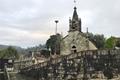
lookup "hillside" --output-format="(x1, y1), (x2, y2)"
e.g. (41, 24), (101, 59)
(0, 45), (26, 54)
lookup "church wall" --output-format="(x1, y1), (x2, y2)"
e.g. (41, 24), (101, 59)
(60, 31), (97, 55)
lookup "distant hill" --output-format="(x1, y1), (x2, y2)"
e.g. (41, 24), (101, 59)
(0, 45), (8, 50)
(0, 44), (46, 55)
(0, 45), (26, 54)
(26, 44), (46, 51)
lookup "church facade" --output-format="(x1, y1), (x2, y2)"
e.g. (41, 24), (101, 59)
(60, 7), (97, 55)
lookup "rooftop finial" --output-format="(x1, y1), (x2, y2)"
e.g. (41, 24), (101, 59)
(87, 27), (88, 33)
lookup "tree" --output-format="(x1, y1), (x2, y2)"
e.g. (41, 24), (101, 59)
(116, 41), (120, 47)
(92, 34), (105, 49)
(104, 36), (120, 49)
(0, 46), (19, 59)
(85, 33), (106, 49)
(46, 34), (61, 55)
(104, 37), (116, 49)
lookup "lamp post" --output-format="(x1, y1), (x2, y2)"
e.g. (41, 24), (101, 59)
(55, 20), (59, 34)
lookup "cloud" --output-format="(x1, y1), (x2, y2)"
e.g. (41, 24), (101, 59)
(0, 0), (120, 47)
(0, 27), (49, 48)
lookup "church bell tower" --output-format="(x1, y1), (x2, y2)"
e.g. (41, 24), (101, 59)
(69, 7), (82, 32)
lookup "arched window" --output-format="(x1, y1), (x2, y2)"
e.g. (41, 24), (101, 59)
(72, 45), (77, 53)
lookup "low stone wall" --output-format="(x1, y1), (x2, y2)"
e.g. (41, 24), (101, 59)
(20, 49), (120, 80)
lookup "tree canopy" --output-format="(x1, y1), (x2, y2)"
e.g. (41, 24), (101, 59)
(105, 36), (120, 49)
(0, 46), (19, 59)
(85, 33), (106, 49)
(46, 34), (61, 55)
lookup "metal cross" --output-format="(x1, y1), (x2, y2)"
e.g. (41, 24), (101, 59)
(74, 0), (76, 4)
(74, 0), (77, 6)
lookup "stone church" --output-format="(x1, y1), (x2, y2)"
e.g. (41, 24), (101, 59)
(60, 7), (97, 55)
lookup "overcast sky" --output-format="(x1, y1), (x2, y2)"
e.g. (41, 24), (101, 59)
(0, 0), (120, 48)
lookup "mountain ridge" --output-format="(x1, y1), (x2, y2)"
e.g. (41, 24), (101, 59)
(0, 44), (25, 54)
